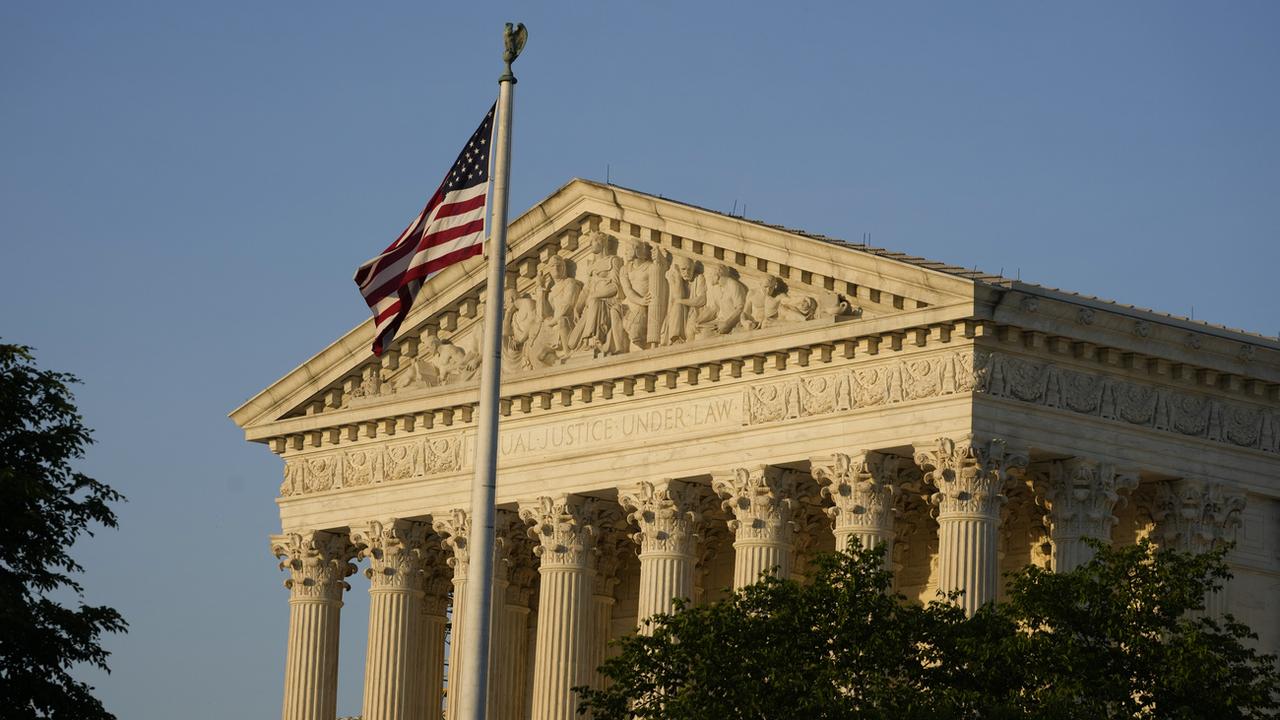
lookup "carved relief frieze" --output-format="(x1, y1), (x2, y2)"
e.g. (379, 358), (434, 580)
(973, 351), (1280, 455)
(742, 350), (978, 425)
(280, 432), (463, 498)
(328, 228), (859, 409)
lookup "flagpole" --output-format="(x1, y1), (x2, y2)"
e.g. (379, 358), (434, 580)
(456, 22), (525, 720)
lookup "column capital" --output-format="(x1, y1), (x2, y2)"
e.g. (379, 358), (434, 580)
(1150, 478), (1246, 553)
(810, 451), (902, 539)
(1031, 459), (1138, 542)
(518, 495), (611, 569)
(420, 544), (452, 616)
(432, 508), (472, 578)
(270, 529), (357, 602)
(618, 479), (702, 556)
(350, 519), (431, 591)
(496, 509), (539, 607)
(711, 465), (800, 542)
(913, 436), (1028, 517)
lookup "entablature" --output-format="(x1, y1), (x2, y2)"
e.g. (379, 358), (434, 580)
(258, 307), (984, 449)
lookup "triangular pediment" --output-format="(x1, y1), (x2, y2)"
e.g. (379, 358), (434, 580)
(230, 179), (982, 435)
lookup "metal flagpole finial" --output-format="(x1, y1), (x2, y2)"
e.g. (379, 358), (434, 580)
(501, 22), (527, 83)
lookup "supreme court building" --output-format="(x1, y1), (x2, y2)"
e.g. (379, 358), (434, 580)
(231, 179), (1280, 720)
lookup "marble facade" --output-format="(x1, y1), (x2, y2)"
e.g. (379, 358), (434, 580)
(234, 179), (1280, 720)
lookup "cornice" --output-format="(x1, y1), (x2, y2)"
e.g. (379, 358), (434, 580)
(991, 286), (1280, 383)
(248, 304), (979, 445)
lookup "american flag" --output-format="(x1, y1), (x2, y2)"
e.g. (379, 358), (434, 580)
(354, 104), (495, 356)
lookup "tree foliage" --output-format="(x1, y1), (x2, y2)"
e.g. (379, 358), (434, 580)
(0, 343), (126, 719)
(579, 541), (1280, 720)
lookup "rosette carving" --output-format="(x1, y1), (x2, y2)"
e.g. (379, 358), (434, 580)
(270, 530), (358, 602)
(914, 437), (1028, 518)
(350, 519), (431, 591)
(711, 466), (799, 543)
(618, 480), (702, 556)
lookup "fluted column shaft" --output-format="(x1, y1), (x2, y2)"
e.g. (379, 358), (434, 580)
(271, 531), (356, 720)
(353, 520), (431, 720)
(713, 466), (798, 588)
(490, 603), (531, 720)
(420, 559), (451, 720)
(637, 553), (693, 619)
(520, 496), (608, 720)
(421, 612), (447, 719)
(915, 437), (1027, 615)
(432, 509), (471, 720)
(935, 513), (999, 610)
(492, 511), (537, 720)
(585, 593), (615, 691)
(620, 480), (701, 628)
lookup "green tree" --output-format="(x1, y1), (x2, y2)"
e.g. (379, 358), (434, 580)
(0, 343), (126, 719)
(578, 540), (1280, 720)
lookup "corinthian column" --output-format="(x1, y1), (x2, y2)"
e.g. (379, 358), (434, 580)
(1031, 459), (1137, 572)
(585, 520), (627, 692)
(419, 549), (451, 720)
(519, 495), (607, 720)
(431, 509), (473, 720)
(270, 530), (357, 720)
(1150, 478), (1246, 616)
(351, 519), (430, 720)
(811, 451), (900, 560)
(712, 466), (799, 587)
(619, 479), (701, 627)
(914, 437), (1027, 615)
(490, 511), (537, 720)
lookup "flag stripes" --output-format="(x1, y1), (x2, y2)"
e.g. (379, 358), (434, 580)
(354, 104), (495, 356)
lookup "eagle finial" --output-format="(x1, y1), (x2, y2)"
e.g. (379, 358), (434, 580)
(503, 22), (528, 69)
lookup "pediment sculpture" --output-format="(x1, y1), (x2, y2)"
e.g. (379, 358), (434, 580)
(357, 230), (858, 400)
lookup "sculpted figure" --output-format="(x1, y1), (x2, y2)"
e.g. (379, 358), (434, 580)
(398, 335), (478, 388)
(568, 232), (627, 355)
(661, 254), (705, 344)
(693, 263), (747, 338)
(780, 293), (818, 322)
(502, 287), (543, 370)
(533, 255), (582, 363)
(743, 275), (785, 330)
(618, 240), (669, 350)
(744, 274), (823, 330)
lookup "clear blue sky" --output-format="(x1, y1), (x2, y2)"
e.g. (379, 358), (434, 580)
(2, 2), (1277, 718)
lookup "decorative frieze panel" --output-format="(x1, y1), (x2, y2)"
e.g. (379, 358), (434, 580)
(974, 352), (1280, 455)
(280, 433), (463, 497)
(742, 351), (977, 425)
